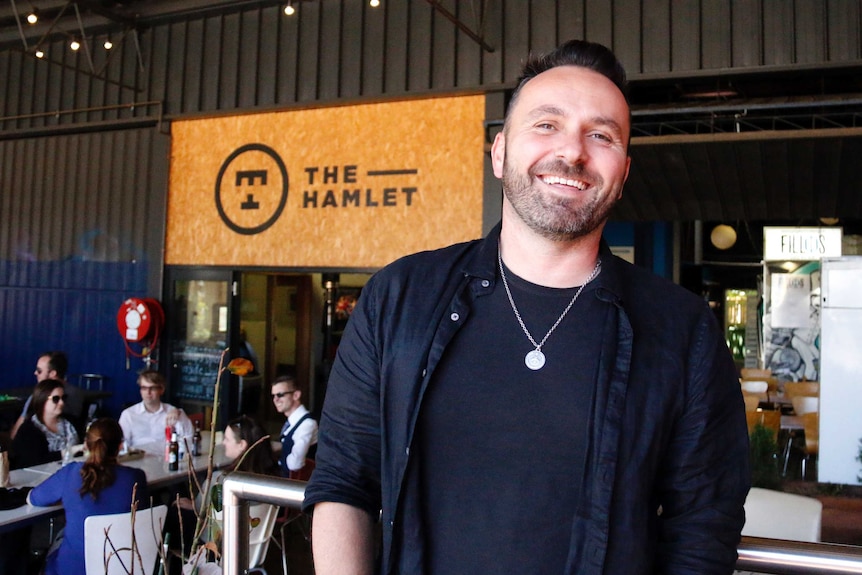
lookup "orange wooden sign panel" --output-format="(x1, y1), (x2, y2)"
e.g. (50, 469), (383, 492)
(166, 95), (486, 268)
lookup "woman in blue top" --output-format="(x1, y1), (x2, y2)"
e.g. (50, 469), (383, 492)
(27, 418), (149, 575)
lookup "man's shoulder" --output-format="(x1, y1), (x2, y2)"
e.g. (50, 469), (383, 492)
(367, 235), (489, 295)
(296, 405), (317, 426)
(119, 402), (144, 417)
(606, 254), (703, 309)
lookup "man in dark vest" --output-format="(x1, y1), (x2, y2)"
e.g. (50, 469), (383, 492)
(271, 374), (317, 479)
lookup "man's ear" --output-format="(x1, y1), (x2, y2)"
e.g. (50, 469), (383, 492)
(491, 131), (506, 179)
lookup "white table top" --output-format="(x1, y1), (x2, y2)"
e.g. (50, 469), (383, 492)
(0, 433), (231, 534)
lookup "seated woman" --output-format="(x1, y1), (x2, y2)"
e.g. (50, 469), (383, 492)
(167, 415), (278, 563)
(11, 379), (79, 469)
(27, 418), (150, 575)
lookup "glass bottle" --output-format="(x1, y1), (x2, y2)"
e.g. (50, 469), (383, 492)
(192, 420), (202, 456)
(168, 431), (179, 471)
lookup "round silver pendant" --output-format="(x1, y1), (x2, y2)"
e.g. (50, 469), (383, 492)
(525, 349), (546, 370)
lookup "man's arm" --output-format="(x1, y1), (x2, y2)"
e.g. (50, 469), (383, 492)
(171, 406), (194, 439)
(286, 420), (316, 470)
(10, 396), (33, 439)
(312, 502), (376, 575)
(658, 308), (750, 573)
(9, 415), (24, 439)
(118, 409), (133, 447)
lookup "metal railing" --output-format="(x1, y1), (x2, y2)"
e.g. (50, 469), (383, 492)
(221, 472), (307, 575)
(738, 538), (862, 574)
(221, 472), (862, 575)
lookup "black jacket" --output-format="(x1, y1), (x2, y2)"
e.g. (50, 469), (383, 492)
(305, 224), (750, 575)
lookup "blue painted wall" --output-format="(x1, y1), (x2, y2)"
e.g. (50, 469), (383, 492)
(605, 221), (674, 280)
(0, 127), (169, 425)
(0, 260), (152, 418)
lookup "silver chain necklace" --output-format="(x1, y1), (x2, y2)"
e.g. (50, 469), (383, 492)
(498, 247), (602, 371)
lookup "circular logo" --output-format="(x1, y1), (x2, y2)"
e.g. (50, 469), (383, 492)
(215, 143), (288, 235)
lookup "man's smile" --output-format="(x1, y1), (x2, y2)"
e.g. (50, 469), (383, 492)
(540, 174), (589, 190)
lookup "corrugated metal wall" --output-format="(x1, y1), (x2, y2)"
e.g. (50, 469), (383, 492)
(2, 0), (861, 132)
(1, 0), (861, 414)
(0, 127), (170, 414)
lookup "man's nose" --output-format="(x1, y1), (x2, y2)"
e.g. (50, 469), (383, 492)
(555, 134), (588, 165)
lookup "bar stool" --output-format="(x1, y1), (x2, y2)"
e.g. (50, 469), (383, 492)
(76, 374), (107, 392)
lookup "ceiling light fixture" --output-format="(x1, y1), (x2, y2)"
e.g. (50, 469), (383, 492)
(284, 2), (295, 15)
(26, 10), (38, 25)
(710, 224), (737, 250)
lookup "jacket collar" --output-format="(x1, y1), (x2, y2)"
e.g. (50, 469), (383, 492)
(464, 221), (626, 306)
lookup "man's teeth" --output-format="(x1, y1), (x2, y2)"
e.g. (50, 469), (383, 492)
(542, 175), (587, 190)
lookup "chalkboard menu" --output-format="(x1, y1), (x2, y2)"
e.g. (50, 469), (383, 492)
(171, 344), (223, 402)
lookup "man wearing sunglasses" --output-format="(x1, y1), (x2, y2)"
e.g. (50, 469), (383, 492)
(271, 374), (317, 478)
(9, 351), (84, 440)
(118, 369), (193, 456)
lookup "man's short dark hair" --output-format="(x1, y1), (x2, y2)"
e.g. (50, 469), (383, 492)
(506, 39), (629, 126)
(272, 374), (296, 388)
(42, 351), (68, 380)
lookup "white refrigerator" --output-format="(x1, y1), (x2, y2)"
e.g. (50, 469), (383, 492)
(819, 256), (862, 485)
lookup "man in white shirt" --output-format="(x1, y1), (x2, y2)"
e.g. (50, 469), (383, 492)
(119, 370), (193, 456)
(271, 374), (318, 478)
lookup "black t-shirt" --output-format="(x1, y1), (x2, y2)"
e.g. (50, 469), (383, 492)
(417, 266), (608, 574)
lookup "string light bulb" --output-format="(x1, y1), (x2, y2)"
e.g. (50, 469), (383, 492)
(35, 49), (44, 58)
(27, 10), (38, 25)
(70, 38), (81, 51)
(284, 2), (295, 15)
(104, 40), (113, 50)
(370, 0), (380, 6)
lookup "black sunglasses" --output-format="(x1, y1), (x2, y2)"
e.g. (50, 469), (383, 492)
(271, 390), (297, 399)
(50, 394), (68, 404)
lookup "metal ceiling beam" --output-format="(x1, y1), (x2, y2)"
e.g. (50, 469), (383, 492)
(631, 126), (862, 145)
(424, 0), (494, 53)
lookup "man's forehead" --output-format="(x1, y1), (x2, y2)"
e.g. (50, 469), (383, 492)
(516, 66), (629, 112)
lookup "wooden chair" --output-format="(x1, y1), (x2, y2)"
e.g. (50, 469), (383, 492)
(746, 410), (780, 441)
(801, 412), (819, 481)
(742, 393), (761, 413)
(783, 381), (819, 398)
(791, 396), (819, 416)
(741, 368), (773, 380)
(740, 380), (768, 402)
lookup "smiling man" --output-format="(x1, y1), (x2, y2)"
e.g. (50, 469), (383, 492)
(271, 374), (317, 478)
(304, 40), (750, 575)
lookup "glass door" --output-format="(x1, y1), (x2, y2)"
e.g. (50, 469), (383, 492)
(164, 268), (236, 427)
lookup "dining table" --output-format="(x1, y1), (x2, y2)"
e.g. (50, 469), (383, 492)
(0, 432), (231, 534)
